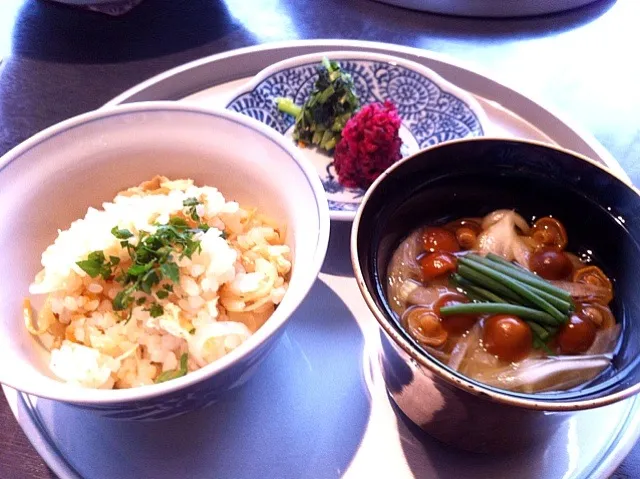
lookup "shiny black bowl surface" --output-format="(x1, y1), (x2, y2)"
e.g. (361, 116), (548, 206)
(353, 138), (640, 407)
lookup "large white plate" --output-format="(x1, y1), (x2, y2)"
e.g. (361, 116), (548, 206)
(4, 40), (638, 479)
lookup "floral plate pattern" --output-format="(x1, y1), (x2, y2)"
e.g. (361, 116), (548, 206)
(226, 52), (489, 220)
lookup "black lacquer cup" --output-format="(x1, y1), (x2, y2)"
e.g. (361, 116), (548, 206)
(351, 138), (640, 452)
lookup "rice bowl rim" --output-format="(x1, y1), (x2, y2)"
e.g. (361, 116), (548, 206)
(0, 101), (330, 403)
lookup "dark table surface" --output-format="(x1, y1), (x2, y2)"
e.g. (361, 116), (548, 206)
(0, 0), (639, 477)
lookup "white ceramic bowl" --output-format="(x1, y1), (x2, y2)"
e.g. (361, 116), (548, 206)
(0, 102), (330, 420)
(226, 50), (489, 221)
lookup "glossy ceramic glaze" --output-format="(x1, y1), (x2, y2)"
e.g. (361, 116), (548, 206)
(47, 0), (145, 17)
(372, 0), (602, 17)
(226, 51), (488, 220)
(0, 102), (330, 420)
(352, 138), (640, 451)
(48, 0), (118, 4)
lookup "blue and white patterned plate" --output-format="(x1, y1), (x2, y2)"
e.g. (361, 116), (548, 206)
(226, 51), (489, 221)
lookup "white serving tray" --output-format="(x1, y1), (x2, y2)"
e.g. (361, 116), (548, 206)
(5, 40), (638, 479)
